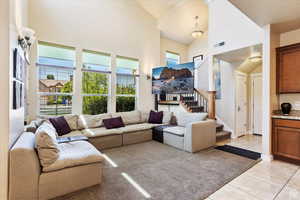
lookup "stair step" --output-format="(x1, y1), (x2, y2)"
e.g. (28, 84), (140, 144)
(189, 106), (204, 112)
(182, 96), (194, 101)
(216, 123), (224, 132)
(184, 101), (198, 106)
(216, 131), (231, 142)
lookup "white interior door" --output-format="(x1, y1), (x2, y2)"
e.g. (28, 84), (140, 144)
(236, 73), (248, 137)
(252, 75), (263, 135)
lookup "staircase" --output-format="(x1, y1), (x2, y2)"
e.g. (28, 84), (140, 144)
(216, 123), (232, 142)
(179, 89), (231, 141)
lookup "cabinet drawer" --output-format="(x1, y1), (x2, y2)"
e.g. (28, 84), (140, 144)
(273, 126), (300, 160)
(273, 119), (300, 129)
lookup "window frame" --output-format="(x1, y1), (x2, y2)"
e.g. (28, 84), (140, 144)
(37, 41), (76, 117)
(81, 49), (112, 114)
(165, 50), (180, 66)
(116, 55), (139, 112)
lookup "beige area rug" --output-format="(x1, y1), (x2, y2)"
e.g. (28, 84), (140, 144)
(54, 141), (259, 200)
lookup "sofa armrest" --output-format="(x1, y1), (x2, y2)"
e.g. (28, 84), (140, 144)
(9, 132), (41, 200)
(184, 119), (216, 153)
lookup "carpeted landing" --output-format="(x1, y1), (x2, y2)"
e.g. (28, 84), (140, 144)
(53, 141), (259, 200)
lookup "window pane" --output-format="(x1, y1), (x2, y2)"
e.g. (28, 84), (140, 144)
(40, 95), (72, 116)
(38, 42), (75, 67)
(166, 52), (180, 66)
(116, 56), (139, 71)
(82, 50), (110, 71)
(116, 96), (135, 112)
(39, 66), (73, 93)
(82, 96), (107, 115)
(82, 72), (108, 94)
(117, 74), (136, 95)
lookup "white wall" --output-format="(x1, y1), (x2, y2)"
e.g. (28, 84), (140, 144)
(28, 0), (160, 119)
(160, 37), (188, 66)
(208, 0), (264, 56)
(279, 28), (300, 109)
(0, 0), (10, 198)
(188, 32), (209, 61)
(215, 60), (239, 133)
(9, 0), (28, 147)
(0, 0), (28, 198)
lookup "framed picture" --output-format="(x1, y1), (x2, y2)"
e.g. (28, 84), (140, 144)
(12, 48), (27, 110)
(193, 55), (204, 69)
(13, 48), (27, 81)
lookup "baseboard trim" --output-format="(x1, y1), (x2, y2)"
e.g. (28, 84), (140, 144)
(261, 154), (274, 162)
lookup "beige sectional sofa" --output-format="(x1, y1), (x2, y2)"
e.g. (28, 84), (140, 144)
(10, 110), (215, 200)
(27, 110), (171, 150)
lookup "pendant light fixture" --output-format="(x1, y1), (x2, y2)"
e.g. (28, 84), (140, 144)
(192, 16), (204, 38)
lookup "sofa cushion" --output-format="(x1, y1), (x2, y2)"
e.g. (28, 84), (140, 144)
(42, 141), (104, 172)
(112, 110), (141, 125)
(49, 116), (72, 136)
(64, 114), (78, 130)
(81, 127), (123, 138)
(164, 126), (185, 137)
(177, 112), (208, 127)
(103, 117), (125, 129)
(119, 123), (154, 133)
(148, 110), (163, 124)
(78, 113), (112, 129)
(140, 110), (150, 122)
(162, 111), (173, 124)
(35, 122), (60, 167)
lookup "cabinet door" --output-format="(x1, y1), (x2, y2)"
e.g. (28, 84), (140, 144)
(277, 44), (300, 93)
(273, 126), (300, 160)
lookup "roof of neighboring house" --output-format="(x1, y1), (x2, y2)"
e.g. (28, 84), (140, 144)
(39, 79), (68, 88)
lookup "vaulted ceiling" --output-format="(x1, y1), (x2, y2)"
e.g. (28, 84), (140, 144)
(229, 0), (300, 33)
(136, 0), (208, 44)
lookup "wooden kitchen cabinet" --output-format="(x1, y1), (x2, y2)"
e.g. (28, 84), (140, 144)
(272, 119), (300, 163)
(277, 43), (300, 93)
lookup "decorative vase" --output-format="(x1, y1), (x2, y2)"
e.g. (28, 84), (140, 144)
(281, 103), (292, 115)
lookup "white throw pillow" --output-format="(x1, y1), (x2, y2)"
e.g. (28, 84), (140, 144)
(176, 112), (208, 127)
(162, 111), (173, 124)
(112, 111), (141, 125)
(77, 113), (112, 129)
(35, 122), (60, 167)
(140, 110), (150, 122)
(64, 114), (78, 130)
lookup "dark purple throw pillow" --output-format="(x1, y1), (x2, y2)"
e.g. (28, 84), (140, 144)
(49, 116), (72, 136)
(148, 110), (163, 124)
(103, 117), (125, 129)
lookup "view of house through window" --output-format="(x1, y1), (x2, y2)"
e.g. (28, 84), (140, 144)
(116, 56), (139, 112)
(166, 51), (180, 66)
(82, 50), (111, 115)
(37, 42), (139, 116)
(38, 42), (75, 116)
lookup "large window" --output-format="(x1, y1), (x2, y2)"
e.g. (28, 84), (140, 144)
(116, 56), (139, 112)
(38, 42), (75, 116)
(166, 51), (180, 66)
(82, 50), (111, 114)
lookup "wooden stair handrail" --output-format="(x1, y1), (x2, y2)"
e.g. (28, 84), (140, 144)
(194, 89), (216, 119)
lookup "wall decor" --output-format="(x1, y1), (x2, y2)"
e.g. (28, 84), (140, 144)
(213, 58), (221, 99)
(193, 55), (204, 69)
(152, 62), (194, 94)
(13, 48), (26, 110)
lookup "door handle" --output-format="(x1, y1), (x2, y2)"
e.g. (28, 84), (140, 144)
(237, 106), (241, 111)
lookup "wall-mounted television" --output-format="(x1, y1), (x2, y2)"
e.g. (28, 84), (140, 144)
(152, 62), (194, 94)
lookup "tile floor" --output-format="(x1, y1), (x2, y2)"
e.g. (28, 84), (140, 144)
(217, 134), (262, 153)
(206, 160), (300, 200)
